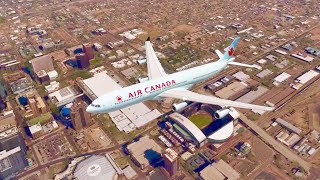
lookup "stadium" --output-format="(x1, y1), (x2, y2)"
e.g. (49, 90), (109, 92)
(167, 103), (239, 147)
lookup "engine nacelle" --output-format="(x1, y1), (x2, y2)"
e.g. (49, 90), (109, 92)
(138, 77), (149, 83)
(137, 59), (147, 65)
(214, 109), (230, 119)
(172, 102), (188, 111)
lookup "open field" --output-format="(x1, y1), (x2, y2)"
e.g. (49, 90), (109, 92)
(189, 113), (212, 129)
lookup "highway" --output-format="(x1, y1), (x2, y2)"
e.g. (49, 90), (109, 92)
(239, 113), (311, 172)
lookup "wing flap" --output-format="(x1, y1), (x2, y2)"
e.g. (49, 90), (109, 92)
(159, 89), (273, 111)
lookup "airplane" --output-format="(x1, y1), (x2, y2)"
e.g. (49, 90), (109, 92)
(86, 37), (273, 119)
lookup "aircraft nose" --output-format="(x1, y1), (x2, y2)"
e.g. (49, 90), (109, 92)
(86, 105), (95, 113)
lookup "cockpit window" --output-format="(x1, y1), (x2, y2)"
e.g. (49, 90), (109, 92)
(91, 104), (101, 108)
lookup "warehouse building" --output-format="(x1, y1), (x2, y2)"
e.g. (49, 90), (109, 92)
(78, 72), (162, 133)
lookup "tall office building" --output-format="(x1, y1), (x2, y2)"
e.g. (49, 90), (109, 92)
(83, 43), (94, 60)
(29, 98), (39, 117)
(76, 53), (90, 69)
(163, 148), (179, 177)
(70, 99), (92, 130)
(27, 92), (48, 117)
(0, 127), (28, 179)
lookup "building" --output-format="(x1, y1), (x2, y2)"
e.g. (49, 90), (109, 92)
(29, 123), (43, 139)
(305, 47), (320, 56)
(215, 81), (248, 100)
(0, 127), (28, 179)
(77, 72), (162, 132)
(273, 72), (291, 86)
(163, 148), (178, 177)
(30, 55), (58, 82)
(10, 78), (34, 94)
(169, 112), (207, 147)
(256, 69), (273, 78)
(83, 43), (94, 60)
(127, 135), (162, 169)
(0, 60), (21, 71)
(275, 118), (302, 134)
(199, 160), (240, 180)
(73, 155), (117, 180)
(70, 99), (92, 130)
(30, 55), (54, 74)
(121, 67), (140, 80)
(236, 86), (269, 104)
(76, 53), (90, 69)
(48, 86), (80, 107)
(291, 54), (314, 62)
(0, 111), (16, 131)
(36, 70), (50, 83)
(26, 91), (48, 118)
(171, 105), (240, 145)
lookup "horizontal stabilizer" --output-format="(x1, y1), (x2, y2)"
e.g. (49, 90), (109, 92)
(215, 49), (223, 59)
(228, 61), (262, 70)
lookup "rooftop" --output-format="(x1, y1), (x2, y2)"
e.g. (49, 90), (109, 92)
(80, 72), (162, 132)
(80, 72), (121, 100)
(29, 123), (42, 134)
(207, 121), (234, 142)
(74, 155), (117, 180)
(10, 78), (34, 94)
(0, 147), (21, 160)
(164, 148), (178, 161)
(275, 118), (302, 134)
(0, 127), (19, 139)
(30, 55), (54, 73)
(169, 112), (206, 144)
(127, 135), (162, 169)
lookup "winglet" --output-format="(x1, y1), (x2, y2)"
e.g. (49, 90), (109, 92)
(146, 36), (150, 42)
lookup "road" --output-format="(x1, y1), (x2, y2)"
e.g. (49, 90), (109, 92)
(239, 113), (311, 172)
(16, 123), (158, 179)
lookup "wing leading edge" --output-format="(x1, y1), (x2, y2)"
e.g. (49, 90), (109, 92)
(145, 38), (167, 79)
(159, 88), (274, 111)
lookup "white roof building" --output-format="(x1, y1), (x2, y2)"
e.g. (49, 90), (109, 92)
(169, 112), (206, 145)
(207, 121), (234, 143)
(29, 123), (42, 134)
(48, 86), (79, 106)
(273, 72), (291, 85)
(295, 70), (319, 84)
(73, 155), (117, 180)
(79, 72), (162, 133)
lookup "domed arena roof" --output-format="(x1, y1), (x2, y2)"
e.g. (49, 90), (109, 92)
(74, 155), (116, 180)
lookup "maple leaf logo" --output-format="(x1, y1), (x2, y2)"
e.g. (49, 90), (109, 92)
(228, 47), (234, 56)
(116, 96), (122, 102)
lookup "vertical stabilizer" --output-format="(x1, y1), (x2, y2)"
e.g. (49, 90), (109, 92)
(219, 37), (240, 62)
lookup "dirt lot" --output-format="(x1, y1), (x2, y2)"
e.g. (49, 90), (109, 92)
(227, 131), (274, 177)
(310, 27), (320, 41)
(173, 24), (200, 33)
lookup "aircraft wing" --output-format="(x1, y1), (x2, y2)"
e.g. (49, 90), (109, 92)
(145, 38), (167, 79)
(159, 88), (274, 111)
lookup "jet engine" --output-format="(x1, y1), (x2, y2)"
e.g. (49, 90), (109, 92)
(172, 102), (188, 111)
(138, 77), (149, 83)
(214, 109), (230, 119)
(137, 59), (147, 65)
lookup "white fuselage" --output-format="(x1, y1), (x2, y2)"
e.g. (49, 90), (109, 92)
(86, 60), (228, 113)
